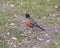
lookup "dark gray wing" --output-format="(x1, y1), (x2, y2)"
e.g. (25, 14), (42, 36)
(29, 18), (45, 31)
(29, 18), (38, 26)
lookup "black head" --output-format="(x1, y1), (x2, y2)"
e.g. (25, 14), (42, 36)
(25, 14), (30, 18)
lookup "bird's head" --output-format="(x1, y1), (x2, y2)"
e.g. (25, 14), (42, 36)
(25, 14), (30, 18)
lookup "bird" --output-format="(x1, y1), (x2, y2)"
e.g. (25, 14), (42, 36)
(25, 13), (45, 31)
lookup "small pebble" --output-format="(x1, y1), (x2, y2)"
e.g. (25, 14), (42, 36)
(45, 39), (51, 43)
(8, 20), (10, 21)
(10, 4), (15, 7)
(53, 14), (56, 16)
(9, 23), (15, 26)
(45, 34), (49, 36)
(13, 45), (16, 47)
(7, 32), (10, 35)
(55, 6), (58, 8)
(10, 42), (13, 45)
(55, 42), (58, 45)
(21, 2), (23, 5)
(55, 29), (58, 32)
(37, 37), (43, 41)
(11, 37), (17, 40)
(43, 16), (46, 19)
(14, 14), (18, 18)
(47, 0), (50, 3)
(57, 18), (60, 21)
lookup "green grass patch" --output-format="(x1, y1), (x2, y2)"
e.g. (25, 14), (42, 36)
(0, 41), (9, 48)
(43, 42), (57, 48)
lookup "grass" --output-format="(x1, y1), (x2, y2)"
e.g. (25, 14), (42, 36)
(0, 0), (60, 48)
(0, 42), (9, 48)
(43, 42), (57, 48)
(43, 32), (60, 48)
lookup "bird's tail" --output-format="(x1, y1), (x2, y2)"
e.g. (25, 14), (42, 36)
(37, 25), (45, 31)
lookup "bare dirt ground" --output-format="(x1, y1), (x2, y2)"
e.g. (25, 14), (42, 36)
(0, 16), (60, 48)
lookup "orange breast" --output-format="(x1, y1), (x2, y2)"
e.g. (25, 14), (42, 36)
(25, 19), (33, 27)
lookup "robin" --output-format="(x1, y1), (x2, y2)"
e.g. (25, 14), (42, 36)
(25, 13), (45, 31)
